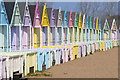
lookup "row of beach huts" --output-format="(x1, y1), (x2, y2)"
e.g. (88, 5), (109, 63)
(0, 0), (120, 80)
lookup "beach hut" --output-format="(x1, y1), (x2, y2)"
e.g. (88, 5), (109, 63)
(111, 19), (118, 47)
(40, 3), (50, 46)
(103, 19), (110, 41)
(47, 8), (56, 46)
(62, 11), (69, 44)
(73, 12), (78, 43)
(68, 11), (75, 43)
(29, 2), (42, 48)
(0, 54), (24, 80)
(82, 14), (87, 42)
(86, 15), (90, 42)
(95, 17), (100, 50)
(98, 19), (103, 50)
(21, 1), (32, 49)
(78, 13), (82, 42)
(118, 26), (120, 46)
(103, 19), (110, 50)
(93, 17), (96, 42)
(5, 0), (22, 51)
(0, 1), (9, 52)
(37, 48), (51, 71)
(0, 51), (37, 76)
(99, 19), (102, 41)
(55, 8), (63, 45)
(89, 16), (93, 41)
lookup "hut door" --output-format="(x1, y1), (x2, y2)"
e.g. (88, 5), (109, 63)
(34, 28), (40, 48)
(52, 51), (55, 66)
(63, 28), (67, 44)
(83, 29), (86, 41)
(22, 27), (30, 49)
(11, 26), (20, 50)
(79, 29), (81, 42)
(69, 28), (72, 43)
(50, 27), (55, 46)
(0, 25), (7, 52)
(42, 27), (48, 46)
(60, 51), (63, 64)
(42, 54), (46, 71)
(75, 27), (77, 42)
(57, 28), (62, 45)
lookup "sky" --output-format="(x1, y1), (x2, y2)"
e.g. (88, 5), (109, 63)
(46, 2), (119, 17)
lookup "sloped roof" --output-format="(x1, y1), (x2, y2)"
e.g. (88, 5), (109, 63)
(47, 8), (52, 23)
(54, 9), (59, 26)
(111, 19), (117, 30)
(82, 14), (86, 29)
(103, 19), (110, 30)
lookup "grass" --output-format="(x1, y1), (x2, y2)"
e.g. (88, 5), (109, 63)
(27, 73), (52, 77)
(27, 70), (52, 77)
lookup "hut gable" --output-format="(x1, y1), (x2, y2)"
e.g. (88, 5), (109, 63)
(93, 17), (96, 29)
(11, 1), (22, 26)
(86, 15), (89, 29)
(33, 3), (41, 27)
(47, 8), (56, 27)
(78, 13), (82, 28)
(111, 19), (117, 30)
(22, 2), (32, 27)
(96, 18), (99, 30)
(82, 14), (86, 29)
(0, 1), (8, 25)
(89, 16), (93, 29)
(55, 9), (62, 27)
(62, 11), (68, 27)
(68, 11), (74, 27)
(41, 4), (49, 27)
(74, 12), (78, 28)
(99, 19), (102, 30)
(54, 9), (59, 27)
(103, 19), (110, 31)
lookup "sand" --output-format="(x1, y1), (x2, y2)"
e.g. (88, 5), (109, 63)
(28, 47), (119, 78)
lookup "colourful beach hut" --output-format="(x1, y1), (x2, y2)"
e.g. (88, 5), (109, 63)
(73, 12), (78, 43)
(55, 8), (63, 45)
(29, 2), (41, 48)
(103, 19), (111, 50)
(47, 8), (56, 46)
(5, 0), (22, 51)
(89, 16), (93, 41)
(111, 19), (118, 40)
(62, 11), (69, 44)
(103, 19), (110, 41)
(68, 11), (75, 43)
(78, 13), (83, 42)
(93, 17), (96, 41)
(21, 1), (32, 49)
(98, 19), (102, 41)
(40, 3), (50, 47)
(82, 14), (87, 42)
(111, 19), (118, 47)
(0, 1), (9, 52)
(86, 15), (90, 42)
